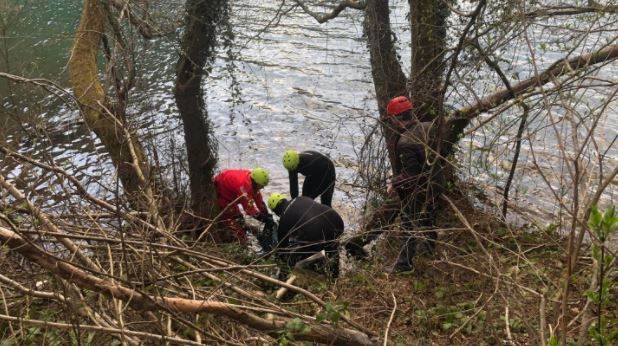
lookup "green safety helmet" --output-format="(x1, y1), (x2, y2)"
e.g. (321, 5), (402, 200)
(282, 149), (300, 171)
(250, 167), (269, 187)
(267, 193), (287, 211)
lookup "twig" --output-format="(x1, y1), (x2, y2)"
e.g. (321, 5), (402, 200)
(383, 292), (397, 346)
(0, 175), (100, 271)
(109, 0), (177, 39)
(441, 0), (487, 95)
(435, 260), (549, 300)
(502, 104), (529, 217)
(0, 145), (182, 245)
(540, 295), (547, 346)
(449, 293), (489, 339)
(505, 305), (514, 345)
(442, 195), (499, 274)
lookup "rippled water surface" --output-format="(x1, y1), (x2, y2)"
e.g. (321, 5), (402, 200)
(1, 1), (616, 228)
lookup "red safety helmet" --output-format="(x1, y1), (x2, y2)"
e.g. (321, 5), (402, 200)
(386, 96), (413, 116)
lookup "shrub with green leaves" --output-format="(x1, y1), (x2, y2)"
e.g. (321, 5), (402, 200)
(277, 318), (311, 345)
(586, 205), (617, 345)
(316, 301), (350, 326)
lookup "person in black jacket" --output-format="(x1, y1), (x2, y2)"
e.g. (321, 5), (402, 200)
(392, 114), (442, 271)
(267, 193), (343, 277)
(282, 150), (336, 206)
(345, 96), (443, 272)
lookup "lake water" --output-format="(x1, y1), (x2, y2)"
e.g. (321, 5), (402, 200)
(1, 0), (616, 231)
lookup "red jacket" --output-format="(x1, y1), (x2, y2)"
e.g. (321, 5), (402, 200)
(214, 169), (267, 218)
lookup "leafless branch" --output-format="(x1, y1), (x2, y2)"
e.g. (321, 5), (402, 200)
(294, 0), (366, 23)
(0, 225), (380, 346)
(450, 43), (618, 121)
(109, 0), (177, 39)
(526, 5), (618, 18)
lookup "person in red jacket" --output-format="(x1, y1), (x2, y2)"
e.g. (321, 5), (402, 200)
(213, 168), (275, 244)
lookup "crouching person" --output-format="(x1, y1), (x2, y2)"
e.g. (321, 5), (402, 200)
(213, 168), (276, 248)
(267, 193), (343, 278)
(282, 150), (336, 206)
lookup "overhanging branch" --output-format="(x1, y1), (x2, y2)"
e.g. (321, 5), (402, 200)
(450, 43), (618, 121)
(525, 5), (618, 18)
(443, 43), (618, 152)
(295, 0), (366, 23)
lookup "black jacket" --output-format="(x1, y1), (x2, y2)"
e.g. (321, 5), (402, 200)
(393, 121), (440, 192)
(276, 196), (343, 250)
(288, 151), (335, 198)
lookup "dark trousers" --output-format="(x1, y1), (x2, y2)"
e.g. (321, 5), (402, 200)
(302, 171), (336, 206)
(354, 179), (440, 267)
(395, 191), (438, 268)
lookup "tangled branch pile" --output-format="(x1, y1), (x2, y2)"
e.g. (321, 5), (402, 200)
(0, 148), (379, 345)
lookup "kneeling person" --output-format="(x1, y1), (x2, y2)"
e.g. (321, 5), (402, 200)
(214, 168), (276, 246)
(267, 193), (343, 277)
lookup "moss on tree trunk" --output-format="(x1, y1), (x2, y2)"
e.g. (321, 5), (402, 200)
(68, 0), (152, 202)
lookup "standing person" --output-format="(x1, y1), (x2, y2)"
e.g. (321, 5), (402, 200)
(346, 96), (443, 272)
(267, 193), (343, 277)
(389, 96), (443, 272)
(282, 150), (336, 206)
(213, 168), (276, 246)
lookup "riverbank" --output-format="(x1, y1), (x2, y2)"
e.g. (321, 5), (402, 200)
(1, 188), (614, 345)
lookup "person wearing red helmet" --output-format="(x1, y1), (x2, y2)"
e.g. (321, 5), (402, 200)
(386, 95), (413, 119)
(213, 168), (275, 247)
(347, 95), (443, 272)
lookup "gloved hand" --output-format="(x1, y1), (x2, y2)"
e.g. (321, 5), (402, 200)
(264, 216), (276, 232)
(255, 212), (272, 223)
(256, 213), (277, 252)
(256, 213), (276, 231)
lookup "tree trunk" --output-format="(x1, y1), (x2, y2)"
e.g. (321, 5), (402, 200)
(408, 0), (448, 120)
(68, 0), (152, 201)
(363, 0), (407, 172)
(174, 0), (224, 222)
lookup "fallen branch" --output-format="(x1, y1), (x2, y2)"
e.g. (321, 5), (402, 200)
(273, 250), (326, 300)
(0, 313), (201, 346)
(0, 226), (379, 345)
